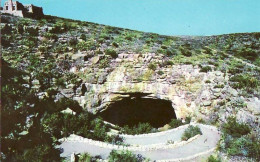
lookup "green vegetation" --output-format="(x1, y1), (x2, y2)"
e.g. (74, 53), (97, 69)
(78, 153), (102, 162)
(168, 119), (183, 128)
(222, 117), (250, 138)
(181, 125), (202, 141)
(1, 13), (260, 161)
(108, 150), (146, 162)
(229, 74), (259, 89)
(148, 63), (157, 71)
(105, 48), (118, 58)
(1, 60), (61, 162)
(120, 123), (157, 135)
(207, 155), (221, 162)
(200, 66), (212, 72)
(235, 47), (258, 61)
(219, 117), (260, 160)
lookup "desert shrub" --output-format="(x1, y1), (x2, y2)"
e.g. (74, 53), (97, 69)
(38, 45), (48, 53)
(78, 153), (92, 162)
(98, 57), (110, 68)
(166, 49), (177, 56)
(228, 60), (244, 74)
(90, 117), (110, 141)
(166, 60), (174, 65)
(229, 74), (258, 89)
(105, 49), (118, 58)
(203, 46), (213, 55)
(120, 123), (156, 135)
(80, 34), (87, 41)
(50, 22), (72, 34)
(214, 84), (224, 89)
(55, 77), (65, 88)
(25, 27), (39, 36)
(68, 38), (78, 46)
(53, 44), (68, 53)
(185, 116), (192, 124)
(169, 119), (183, 128)
(161, 45), (168, 49)
(97, 38), (104, 44)
(205, 80), (211, 83)
(1, 24), (12, 34)
(78, 153), (102, 162)
(157, 70), (164, 75)
(112, 42), (119, 48)
(43, 32), (58, 41)
(1, 35), (11, 47)
(235, 47), (258, 61)
(148, 63), (157, 71)
(207, 155), (221, 162)
(181, 125), (202, 141)
(220, 133), (260, 160)
(219, 114), (259, 160)
(108, 150), (145, 162)
(160, 60), (174, 67)
(109, 135), (125, 145)
(76, 39), (97, 51)
(13, 144), (61, 162)
(100, 33), (110, 40)
(200, 66), (212, 72)
(179, 46), (192, 57)
(222, 117), (250, 138)
(226, 136), (260, 158)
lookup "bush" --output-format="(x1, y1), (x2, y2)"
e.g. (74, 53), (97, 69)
(68, 38), (78, 46)
(200, 66), (212, 72)
(120, 123), (156, 135)
(179, 46), (192, 57)
(148, 63), (157, 71)
(157, 71), (164, 75)
(229, 74), (258, 89)
(160, 60), (174, 67)
(220, 133), (260, 160)
(227, 136), (254, 156)
(112, 42), (119, 48)
(185, 116), (192, 124)
(181, 125), (202, 141)
(90, 117), (110, 141)
(109, 135), (125, 145)
(169, 119), (183, 128)
(108, 150), (145, 162)
(76, 38), (98, 51)
(235, 47), (258, 61)
(219, 117), (259, 160)
(207, 155), (221, 162)
(25, 27), (39, 36)
(80, 34), (87, 41)
(78, 153), (91, 162)
(105, 49), (118, 58)
(222, 117), (250, 138)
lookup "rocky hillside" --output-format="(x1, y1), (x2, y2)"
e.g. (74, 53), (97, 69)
(1, 13), (260, 161)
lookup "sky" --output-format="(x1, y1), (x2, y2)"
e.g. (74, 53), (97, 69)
(2, 0), (260, 36)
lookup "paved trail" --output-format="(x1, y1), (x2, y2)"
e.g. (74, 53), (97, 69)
(59, 124), (220, 161)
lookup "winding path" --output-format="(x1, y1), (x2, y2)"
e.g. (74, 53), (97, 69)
(59, 124), (220, 161)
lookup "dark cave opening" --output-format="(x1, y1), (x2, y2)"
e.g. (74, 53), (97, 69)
(99, 97), (177, 128)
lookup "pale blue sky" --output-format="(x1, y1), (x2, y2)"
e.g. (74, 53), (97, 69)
(2, 0), (260, 36)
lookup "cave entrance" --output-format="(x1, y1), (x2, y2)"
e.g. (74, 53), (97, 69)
(99, 97), (176, 128)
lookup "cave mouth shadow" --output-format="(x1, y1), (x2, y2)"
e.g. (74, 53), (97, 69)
(99, 97), (177, 128)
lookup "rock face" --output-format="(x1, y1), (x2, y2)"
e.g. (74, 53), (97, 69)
(70, 53), (227, 120)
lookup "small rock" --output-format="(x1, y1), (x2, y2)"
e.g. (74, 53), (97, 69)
(202, 101), (211, 106)
(90, 56), (100, 64)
